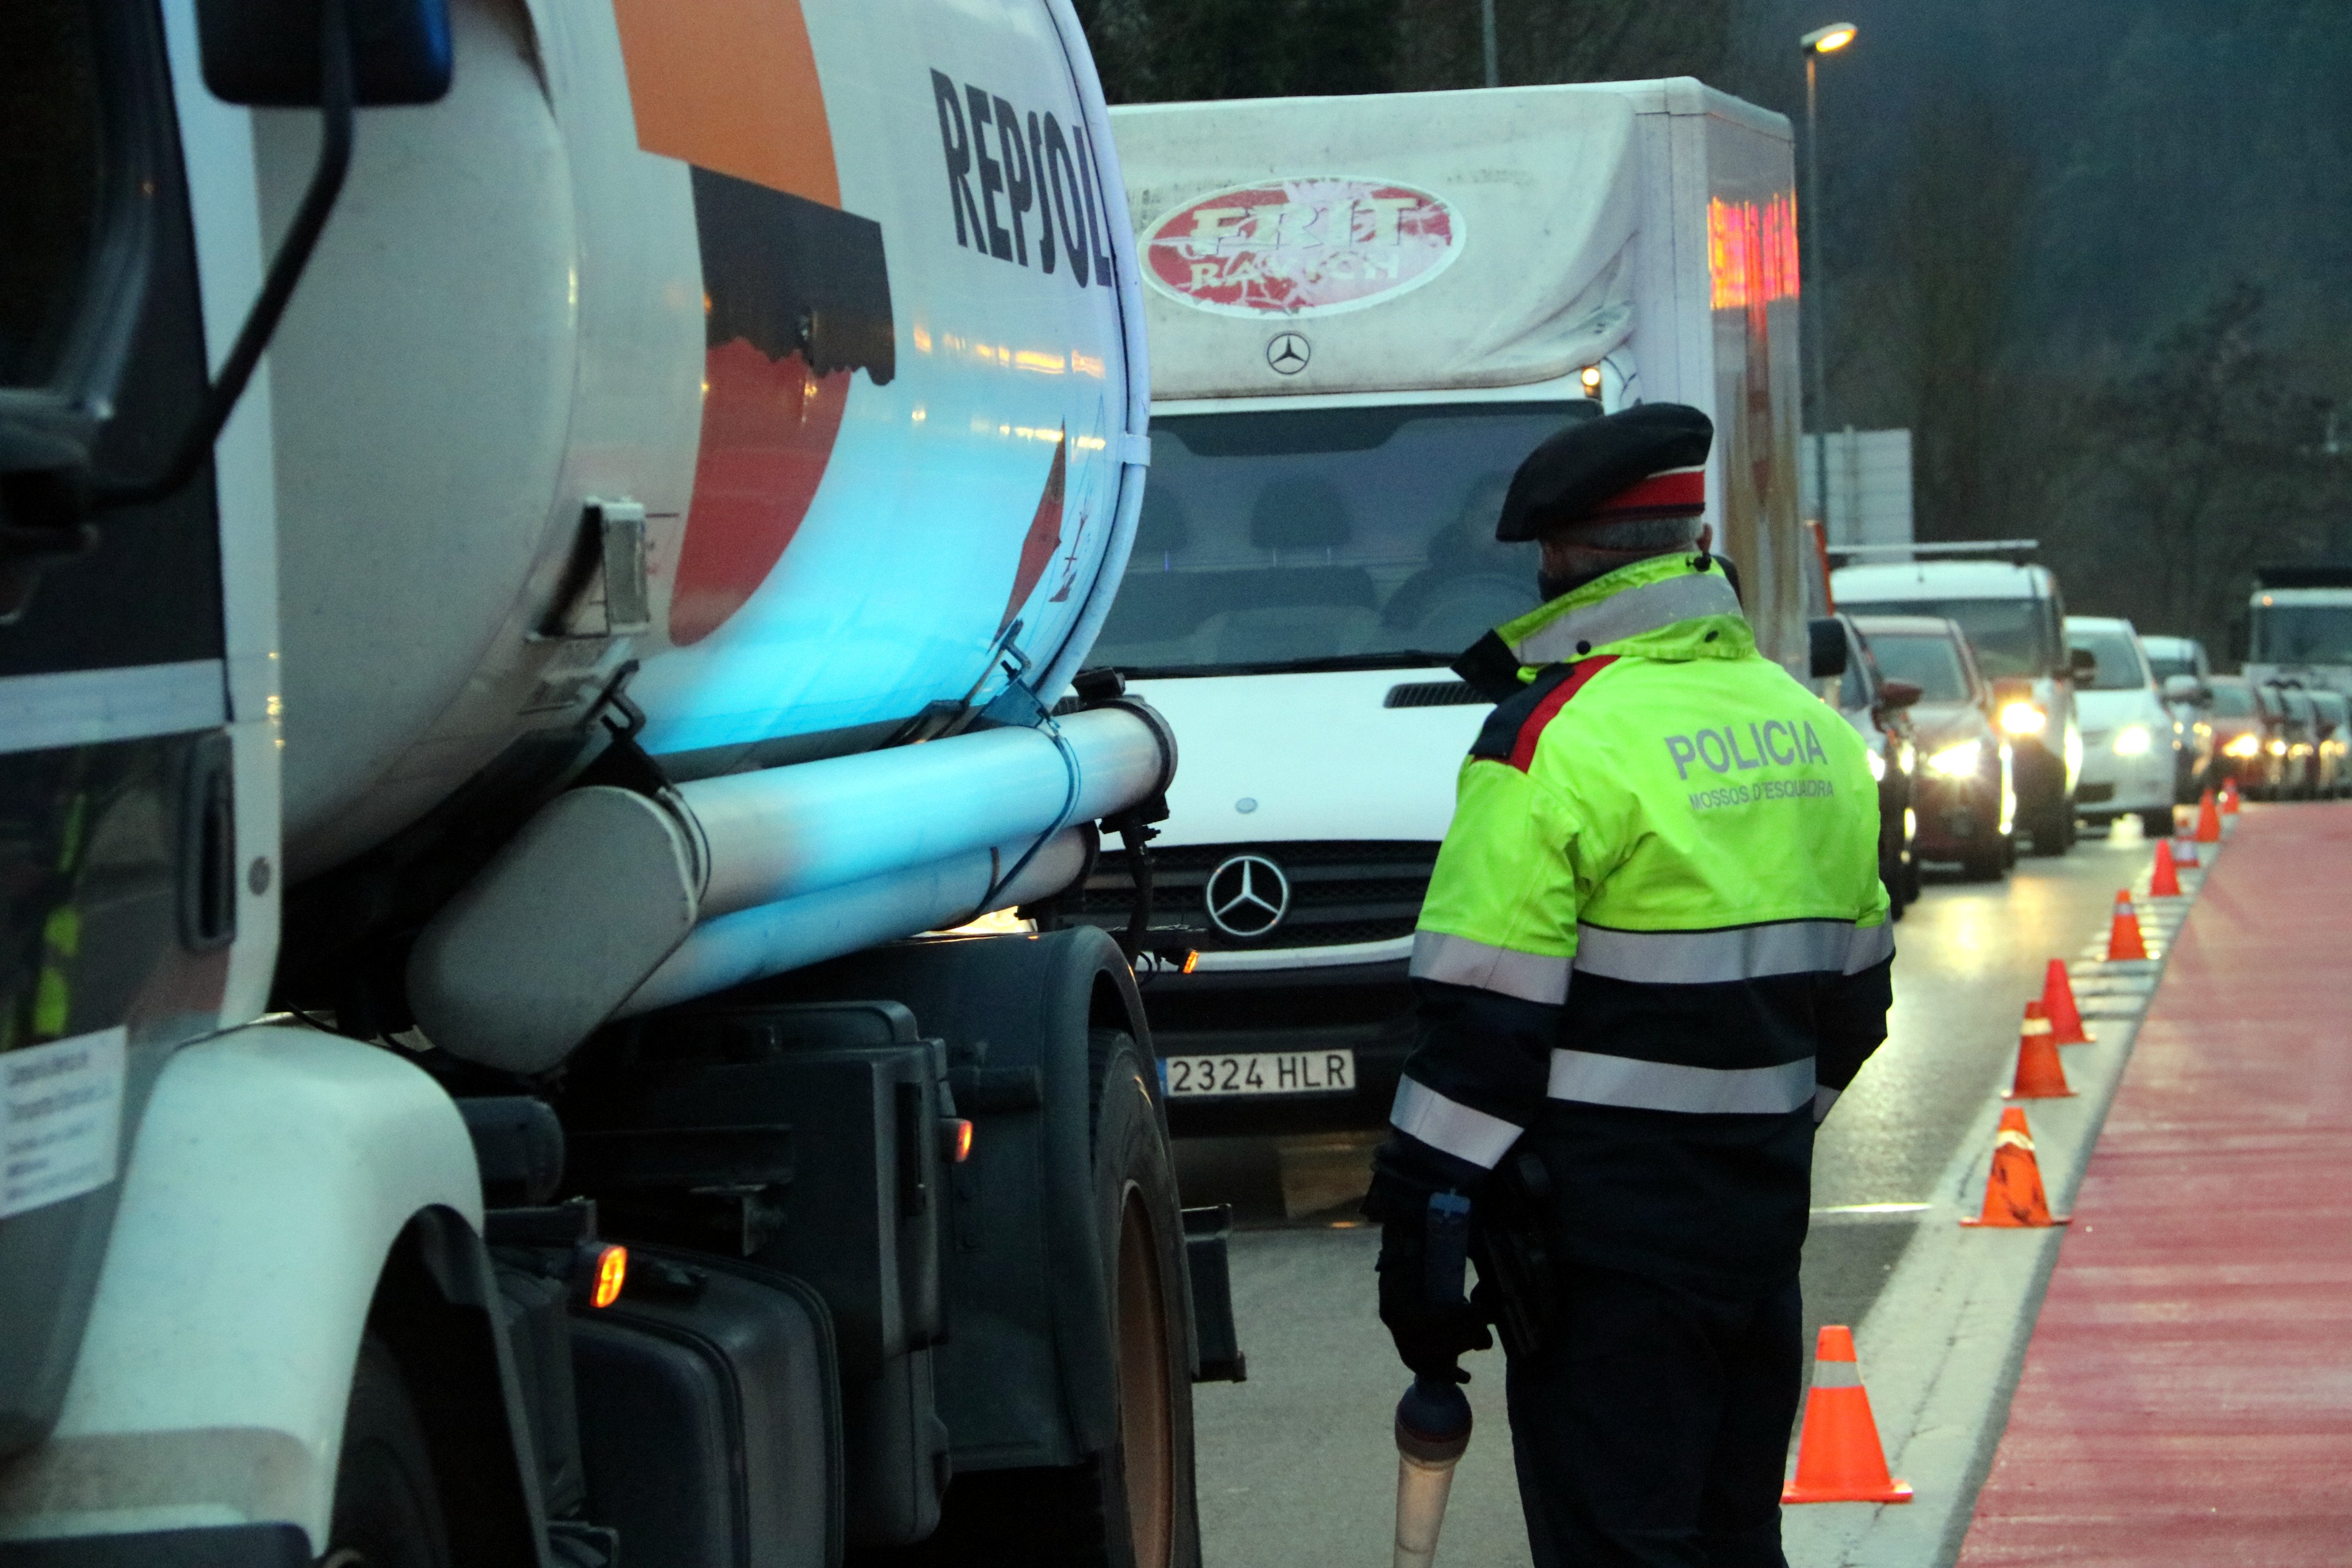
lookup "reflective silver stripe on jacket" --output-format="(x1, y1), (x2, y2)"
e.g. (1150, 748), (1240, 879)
(1513, 571), (1744, 665)
(1390, 1076), (1523, 1169)
(1546, 1049), (1815, 1115)
(1572, 919), (1896, 983)
(1411, 930), (1574, 1006)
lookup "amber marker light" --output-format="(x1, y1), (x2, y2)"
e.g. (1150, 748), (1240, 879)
(1580, 365), (1604, 396)
(1180, 949), (1200, 975)
(589, 1244), (628, 1309)
(949, 1118), (975, 1163)
(1802, 22), (1858, 53)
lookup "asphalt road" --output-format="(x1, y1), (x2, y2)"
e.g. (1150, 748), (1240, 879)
(1171, 823), (2166, 1568)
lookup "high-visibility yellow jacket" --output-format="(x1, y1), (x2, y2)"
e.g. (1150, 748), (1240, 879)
(1385, 550), (1893, 1285)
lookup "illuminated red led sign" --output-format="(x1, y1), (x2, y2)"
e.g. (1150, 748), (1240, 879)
(1708, 194), (1801, 311)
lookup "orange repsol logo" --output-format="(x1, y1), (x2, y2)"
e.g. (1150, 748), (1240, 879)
(930, 72), (1115, 290)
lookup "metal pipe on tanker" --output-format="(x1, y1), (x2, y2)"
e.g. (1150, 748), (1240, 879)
(617, 826), (1095, 1019)
(682, 702), (1173, 918)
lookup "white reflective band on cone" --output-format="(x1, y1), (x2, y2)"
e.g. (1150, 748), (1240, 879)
(1390, 1077), (1522, 1169)
(1513, 571), (1743, 664)
(1410, 930), (1573, 1005)
(1573, 918), (1893, 984)
(1547, 1050), (1815, 1115)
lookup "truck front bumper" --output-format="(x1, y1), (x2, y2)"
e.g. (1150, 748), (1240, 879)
(1143, 956), (1414, 1134)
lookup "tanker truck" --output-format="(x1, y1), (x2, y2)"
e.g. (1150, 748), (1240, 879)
(1052, 81), (1813, 1132)
(0, 2), (1224, 1565)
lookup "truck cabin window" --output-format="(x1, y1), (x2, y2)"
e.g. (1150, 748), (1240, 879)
(1838, 598), (2052, 683)
(1095, 402), (1596, 675)
(0, 1), (105, 391)
(2252, 606), (2352, 665)
(2067, 628), (2147, 692)
(1864, 633), (1972, 704)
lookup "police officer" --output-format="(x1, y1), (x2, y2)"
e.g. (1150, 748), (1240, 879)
(1368, 404), (1893, 1567)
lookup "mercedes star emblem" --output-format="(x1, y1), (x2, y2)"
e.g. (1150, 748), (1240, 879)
(1265, 332), (1311, 375)
(1204, 853), (1291, 940)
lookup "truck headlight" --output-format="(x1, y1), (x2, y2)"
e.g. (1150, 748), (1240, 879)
(2225, 733), (2260, 758)
(1999, 701), (2046, 736)
(1926, 739), (1984, 778)
(1866, 748), (1887, 782)
(2269, 737), (2288, 756)
(2113, 725), (2152, 756)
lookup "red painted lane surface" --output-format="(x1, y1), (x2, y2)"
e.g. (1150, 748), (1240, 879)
(1958, 805), (2352, 1566)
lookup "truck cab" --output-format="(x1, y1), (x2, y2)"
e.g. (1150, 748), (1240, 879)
(2245, 568), (2352, 699)
(1070, 79), (1812, 1128)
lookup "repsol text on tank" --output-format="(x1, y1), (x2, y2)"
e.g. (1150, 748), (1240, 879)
(931, 71), (1116, 288)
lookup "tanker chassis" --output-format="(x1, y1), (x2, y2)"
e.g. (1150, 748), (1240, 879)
(0, 2), (1224, 1565)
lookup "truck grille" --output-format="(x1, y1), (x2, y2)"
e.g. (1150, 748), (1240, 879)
(1384, 680), (1488, 708)
(1069, 840), (1439, 951)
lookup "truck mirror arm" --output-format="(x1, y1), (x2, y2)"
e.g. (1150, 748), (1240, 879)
(91, 0), (356, 514)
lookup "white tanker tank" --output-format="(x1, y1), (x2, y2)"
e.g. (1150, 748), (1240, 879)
(0, 2), (1218, 1561)
(249, 0), (1172, 1064)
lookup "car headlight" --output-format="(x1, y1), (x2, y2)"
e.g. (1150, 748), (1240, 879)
(2268, 737), (2288, 756)
(2225, 732), (2260, 758)
(1866, 747), (1887, 782)
(1926, 739), (1984, 778)
(1999, 700), (2046, 736)
(2113, 725), (2152, 756)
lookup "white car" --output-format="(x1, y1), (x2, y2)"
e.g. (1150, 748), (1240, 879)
(2065, 616), (2177, 837)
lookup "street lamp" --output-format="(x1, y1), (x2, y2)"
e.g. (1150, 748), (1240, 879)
(1800, 23), (1856, 542)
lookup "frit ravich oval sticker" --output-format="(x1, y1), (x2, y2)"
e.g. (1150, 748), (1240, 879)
(1142, 177), (1461, 319)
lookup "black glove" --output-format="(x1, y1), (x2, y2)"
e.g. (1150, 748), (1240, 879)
(1373, 1182), (1494, 1383)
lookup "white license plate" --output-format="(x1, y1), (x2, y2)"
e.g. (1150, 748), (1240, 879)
(1162, 1049), (1356, 1098)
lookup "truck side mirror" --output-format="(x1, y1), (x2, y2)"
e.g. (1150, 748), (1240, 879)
(2068, 646), (2098, 680)
(1807, 618), (1848, 680)
(1875, 679), (1924, 712)
(2162, 674), (2207, 705)
(199, 0), (453, 107)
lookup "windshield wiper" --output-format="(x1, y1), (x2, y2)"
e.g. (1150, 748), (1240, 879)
(1120, 650), (1459, 679)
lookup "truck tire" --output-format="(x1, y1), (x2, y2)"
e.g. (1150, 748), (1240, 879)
(2027, 799), (2071, 857)
(2138, 809), (2175, 840)
(324, 1334), (453, 1568)
(880, 1032), (1200, 1568)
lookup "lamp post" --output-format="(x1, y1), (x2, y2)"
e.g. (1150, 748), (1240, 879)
(1800, 23), (1856, 540)
(1480, 0), (1499, 88)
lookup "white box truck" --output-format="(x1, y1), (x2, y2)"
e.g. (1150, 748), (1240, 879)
(1063, 80), (1812, 1129)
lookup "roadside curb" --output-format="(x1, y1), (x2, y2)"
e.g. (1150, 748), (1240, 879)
(1782, 846), (2217, 1566)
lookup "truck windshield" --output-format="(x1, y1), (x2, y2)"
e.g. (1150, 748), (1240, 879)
(2252, 604), (2352, 664)
(2067, 627), (2148, 690)
(1838, 597), (2052, 681)
(1093, 401), (1594, 675)
(2208, 682), (2256, 718)
(1, 3), (105, 390)
(2144, 652), (2199, 681)
(1864, 633), (1971, 703)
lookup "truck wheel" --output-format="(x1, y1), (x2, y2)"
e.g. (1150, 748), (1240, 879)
(1960, 834), (2007, 881)
(324, 1335), (453, 1568)
(2138, 809), (2175, 840)
(1088, 1030), (1199, 1568)
(886, 1032), (1201, 1568)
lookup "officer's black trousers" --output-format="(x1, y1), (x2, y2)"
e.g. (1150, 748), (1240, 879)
(1505, 1263), (1802, 1568)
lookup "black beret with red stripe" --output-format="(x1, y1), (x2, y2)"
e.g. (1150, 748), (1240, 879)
(1494, 402), (1714, 542)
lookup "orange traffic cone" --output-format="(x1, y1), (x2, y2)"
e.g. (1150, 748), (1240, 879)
(2172, 830), (2200, 869)
(2003, 1002), (2074, 1098)
(2041, 959), (2090, 1044)
(2195, 788), (2224, 840)
(2149, 839), (2181, 897)
(1961, 1107), (2070, 1228)
(2106, 890), (2148, 961)
(1783, 1326), (1913, 1504)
